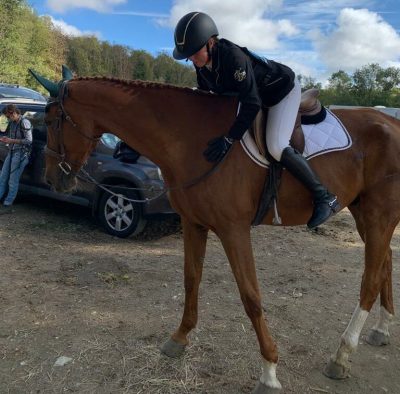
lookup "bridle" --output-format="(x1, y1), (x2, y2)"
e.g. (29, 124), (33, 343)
(45, 81), (100, 176)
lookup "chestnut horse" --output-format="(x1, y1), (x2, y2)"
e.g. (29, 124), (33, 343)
(34, 73), (400, 393)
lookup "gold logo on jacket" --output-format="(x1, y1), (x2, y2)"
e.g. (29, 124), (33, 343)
(234, 69), (246, 82)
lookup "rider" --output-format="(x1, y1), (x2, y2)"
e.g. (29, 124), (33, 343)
(173, 12), (340, 229)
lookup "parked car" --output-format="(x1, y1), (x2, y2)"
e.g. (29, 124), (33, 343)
(0, 97), (175, 237)
(0, 83), (47, 102)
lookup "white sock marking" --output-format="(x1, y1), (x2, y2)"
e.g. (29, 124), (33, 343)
(260, 359), (282, 389)
(372, 306), (393, 336)
(334, 303), (368, 365)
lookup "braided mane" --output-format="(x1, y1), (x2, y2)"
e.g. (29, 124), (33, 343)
(74, 76), (215, 97)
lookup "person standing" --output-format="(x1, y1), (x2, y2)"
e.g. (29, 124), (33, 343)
(0, 104), (32, 212)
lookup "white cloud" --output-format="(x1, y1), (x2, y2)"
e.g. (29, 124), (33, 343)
(49, 16), (101, 38)
(163, 0), (299, 51)
(312, 8), (400, 72)
(46, 0), (127, 13)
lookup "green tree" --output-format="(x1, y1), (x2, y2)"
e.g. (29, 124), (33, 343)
(0, 0), (67, 88)
(322, 70), (356, 105)
(298, 75), (322, 91)
(130, 50), (154, 80)
(110, 44), (132, 79)
(154, 53), (196, 86)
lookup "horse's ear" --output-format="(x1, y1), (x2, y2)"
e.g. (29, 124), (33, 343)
(28, 69), (59, 98)
(62, 65), (74, 80)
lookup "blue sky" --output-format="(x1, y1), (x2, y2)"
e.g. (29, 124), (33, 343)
(28, 0), (400, 83)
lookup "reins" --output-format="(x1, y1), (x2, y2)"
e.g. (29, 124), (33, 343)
(46, 81), (231, 203)
(75, 149), (232, 203)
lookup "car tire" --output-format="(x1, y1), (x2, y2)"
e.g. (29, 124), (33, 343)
(98, 185), (147, 238)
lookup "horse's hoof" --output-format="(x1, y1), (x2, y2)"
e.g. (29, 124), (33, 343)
(251, 382), (281, 394)
(160, 338), (186, 358)
(366, 329), (390, 346)
(323, 359), (350, 380)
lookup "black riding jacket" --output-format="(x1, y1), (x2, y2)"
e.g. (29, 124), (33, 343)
(196, 39), (295, 140)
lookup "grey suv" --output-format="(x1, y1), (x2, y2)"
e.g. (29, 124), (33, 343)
(0, 83), (47, 102)
(0, 98), (175, 237)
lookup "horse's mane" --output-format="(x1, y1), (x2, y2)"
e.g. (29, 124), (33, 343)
(73, 76), (216, 97)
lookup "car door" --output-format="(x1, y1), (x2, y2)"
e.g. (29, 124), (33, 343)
(19, 109), (49, 186)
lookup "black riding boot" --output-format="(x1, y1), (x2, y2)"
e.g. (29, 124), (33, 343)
(280, 147), (340, 229)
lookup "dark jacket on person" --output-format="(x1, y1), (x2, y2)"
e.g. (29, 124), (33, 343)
(5, 117), (32, 153)
(195, 38), (295, 140)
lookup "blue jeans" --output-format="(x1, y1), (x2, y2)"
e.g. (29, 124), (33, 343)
(0, 149), (29, 206)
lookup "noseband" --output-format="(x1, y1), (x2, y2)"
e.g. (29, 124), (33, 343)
(45, 81), (100, 175)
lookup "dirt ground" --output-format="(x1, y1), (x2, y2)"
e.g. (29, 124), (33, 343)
(0, 195), (399, 394)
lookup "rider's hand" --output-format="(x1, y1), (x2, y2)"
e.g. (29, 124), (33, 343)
(203, 135), (234, 163)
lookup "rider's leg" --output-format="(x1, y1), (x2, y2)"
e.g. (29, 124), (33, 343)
(266, 79), (340, 228)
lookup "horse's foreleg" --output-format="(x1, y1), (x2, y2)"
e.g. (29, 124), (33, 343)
(161, 218), (208, 358)
(366, 248), (394, 346)
(325, 209), (397, 379)
(220, 227), (281, 393)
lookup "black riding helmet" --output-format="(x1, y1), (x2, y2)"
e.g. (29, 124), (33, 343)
(173, 12), (219, 60)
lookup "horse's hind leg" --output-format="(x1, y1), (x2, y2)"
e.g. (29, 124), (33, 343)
(348, 204), (394, 347)
(325, 197), (399, 379)
(161, 218), (208, 358)
(219, 226), (281, 393)
(366, 248), (394, 346)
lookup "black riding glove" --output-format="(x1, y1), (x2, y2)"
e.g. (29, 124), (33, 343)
(203, 136), (234, 163)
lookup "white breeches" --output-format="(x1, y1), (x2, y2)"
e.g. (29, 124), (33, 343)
(266, 78), (301, 161)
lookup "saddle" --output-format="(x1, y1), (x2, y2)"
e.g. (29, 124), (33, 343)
(249, 88), (325, 157)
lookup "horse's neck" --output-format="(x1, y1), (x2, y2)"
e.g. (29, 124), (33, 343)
(72, 81), (236, 184)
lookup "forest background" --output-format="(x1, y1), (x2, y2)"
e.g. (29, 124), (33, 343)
(1, 0), (399, 107)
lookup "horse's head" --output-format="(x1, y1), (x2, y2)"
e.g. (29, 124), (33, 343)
(30, 66), (100, 193)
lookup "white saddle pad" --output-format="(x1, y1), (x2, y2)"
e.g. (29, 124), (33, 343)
(240, 108), (352, 168)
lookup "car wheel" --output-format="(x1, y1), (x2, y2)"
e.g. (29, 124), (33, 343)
(98, 186), (147, 238)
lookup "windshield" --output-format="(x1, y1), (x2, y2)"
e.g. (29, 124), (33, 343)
(0, 86), (46, 102)
(101, 133), (120, 149)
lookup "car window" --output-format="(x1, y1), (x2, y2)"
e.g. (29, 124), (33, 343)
(0, 114), (8, 132)
(23, 111), (47, 141)
(101, 133), (120, 149)
(0, 86), (46, 102)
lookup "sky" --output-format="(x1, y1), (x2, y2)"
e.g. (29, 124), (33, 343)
(28, 0), (400, 83)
